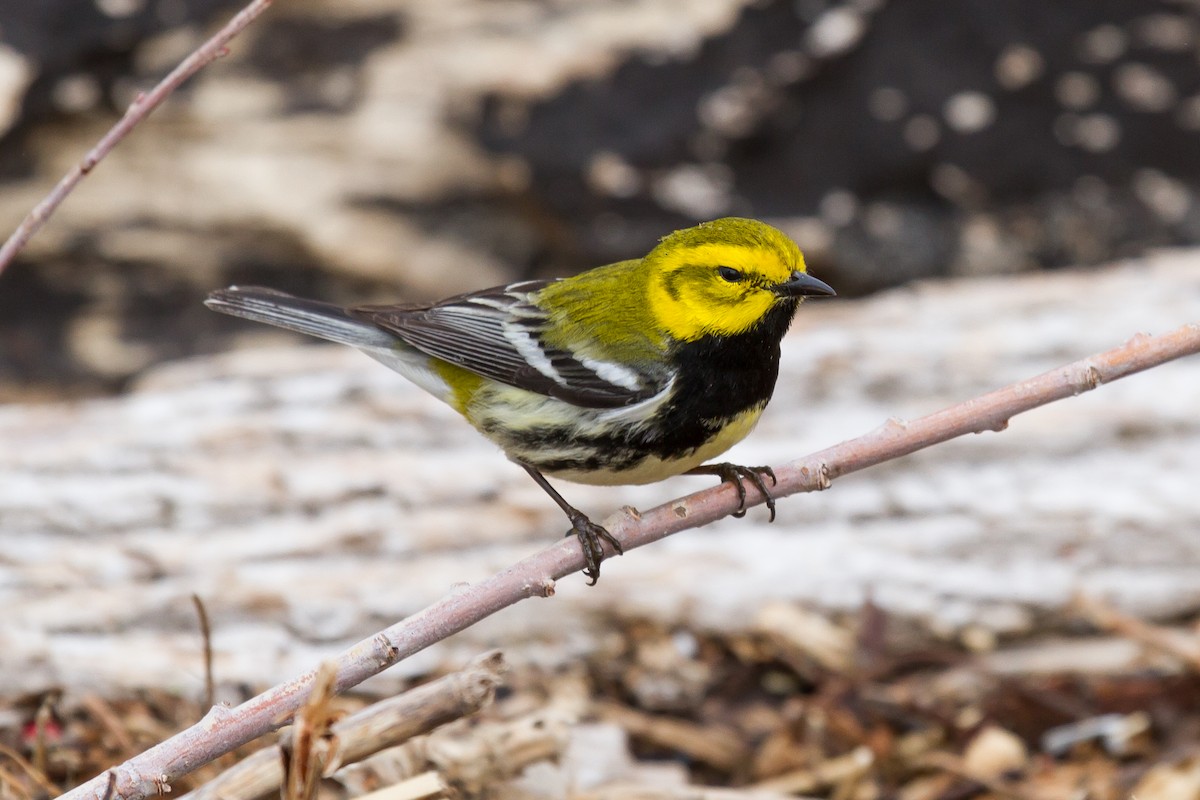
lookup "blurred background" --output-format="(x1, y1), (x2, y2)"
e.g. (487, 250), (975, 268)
(1, 0), (1198, 399)
(4, 7), (1200, 793)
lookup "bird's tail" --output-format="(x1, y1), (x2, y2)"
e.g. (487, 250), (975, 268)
(205, 287), (396, 349)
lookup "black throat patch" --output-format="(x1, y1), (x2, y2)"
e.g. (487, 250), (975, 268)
(508, 299), (799, 474)
(649, 298), (797, 452)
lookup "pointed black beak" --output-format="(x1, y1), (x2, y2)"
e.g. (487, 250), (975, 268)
(774, 271), (836, 298)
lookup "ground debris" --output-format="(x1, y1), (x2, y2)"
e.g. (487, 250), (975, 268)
(6, 604), (1200, 800)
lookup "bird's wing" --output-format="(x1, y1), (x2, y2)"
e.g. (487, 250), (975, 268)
(353, 281), (665, 408)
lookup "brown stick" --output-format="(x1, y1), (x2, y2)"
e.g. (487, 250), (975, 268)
(178, 652), (505, 800)
(1073, 593), (1200, 672)
(0, 0), (274, 276)
(54, 323), (1200, 800)
(595, 702), (749, 772)
(191, 595), (216, 711)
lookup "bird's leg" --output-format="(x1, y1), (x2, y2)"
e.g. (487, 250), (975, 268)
(522, 465), (624, 585)
(686, 463), (778, 522)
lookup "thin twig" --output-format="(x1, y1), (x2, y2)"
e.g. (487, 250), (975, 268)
(282, 663), (338, 800)
(0, 0), (274, 276)
(52, 322), (1200, 800)
(32, 697), (54, 781)
(192, 594), (216, 711)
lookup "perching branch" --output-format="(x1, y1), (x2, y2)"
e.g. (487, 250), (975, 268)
(55, 321), (1200, 800)
(0, 0), (274, 276)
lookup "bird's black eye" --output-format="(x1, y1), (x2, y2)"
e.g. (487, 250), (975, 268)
(717, 266), (744, 282)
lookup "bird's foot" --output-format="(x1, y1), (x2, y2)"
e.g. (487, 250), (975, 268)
(688, 463), (778, 522)
(566, 512), (624, 585)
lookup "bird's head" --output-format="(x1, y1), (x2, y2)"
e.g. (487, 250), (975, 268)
(644, 217), (835, 342)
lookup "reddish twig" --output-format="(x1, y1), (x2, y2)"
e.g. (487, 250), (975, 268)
(0, 0), (274, 276)
(191, 594), (216, 711)
(54, 322), (1200, 800)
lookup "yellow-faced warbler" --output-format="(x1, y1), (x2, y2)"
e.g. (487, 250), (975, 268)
(206, 218), (834, 583)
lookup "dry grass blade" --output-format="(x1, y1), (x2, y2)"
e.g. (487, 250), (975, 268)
(281, 663), (339, 800)
(31, 698), (55, 780)
(0, 742), (61, 797)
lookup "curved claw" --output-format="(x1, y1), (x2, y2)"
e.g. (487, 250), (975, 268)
(566, 512), (623, 585)
(688, 463), (778, 522)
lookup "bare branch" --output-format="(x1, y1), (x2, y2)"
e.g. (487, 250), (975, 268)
(53, 322), (1200, 800)
(0, 0), (274, 276)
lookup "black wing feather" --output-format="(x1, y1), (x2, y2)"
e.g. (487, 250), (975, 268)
(353, 282), (663, 408)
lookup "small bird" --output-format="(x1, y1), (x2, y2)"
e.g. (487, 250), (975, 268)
(206, 218), (834, 583)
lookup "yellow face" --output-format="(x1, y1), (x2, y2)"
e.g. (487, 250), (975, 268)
(645, 219), (808, 342)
